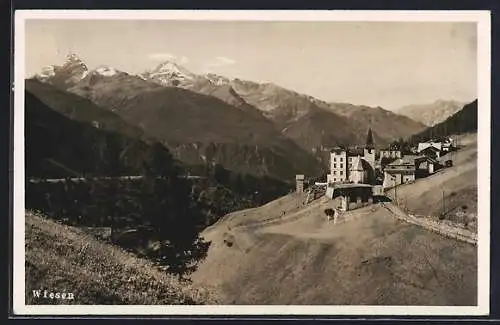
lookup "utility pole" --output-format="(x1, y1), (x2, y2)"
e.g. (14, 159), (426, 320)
(442, 189), (445, 217)
(394, 177), (398, 206)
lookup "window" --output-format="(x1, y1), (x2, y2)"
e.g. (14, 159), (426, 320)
(333, 157), (336, 162)
(340, 163), (343, 168)
(340, 158), (343, 162)
(333, 178), (337, 182)
(349, 163), (352, 168)
(333, 171), (337, 175)
(349, 157), (353, 162)
(340, 171), (343, 175)
(334, 163), (337, 168)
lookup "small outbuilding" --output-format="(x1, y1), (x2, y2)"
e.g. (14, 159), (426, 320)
(326, 183), (374, 212)
(296, 174), (305, 193)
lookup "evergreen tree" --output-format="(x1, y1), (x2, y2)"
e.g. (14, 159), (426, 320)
(214, 164), (231, 185)
(140, 142), (210, 279)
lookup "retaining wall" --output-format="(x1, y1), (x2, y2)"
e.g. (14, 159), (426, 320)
(382, 203), (477, 245)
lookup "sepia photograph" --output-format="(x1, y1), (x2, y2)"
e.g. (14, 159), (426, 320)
(12, 10), (490, 316)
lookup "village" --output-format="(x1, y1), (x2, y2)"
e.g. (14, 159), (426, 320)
(297, 129), (457, 216)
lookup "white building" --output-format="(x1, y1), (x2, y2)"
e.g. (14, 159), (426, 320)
(327, 129), (376, 185)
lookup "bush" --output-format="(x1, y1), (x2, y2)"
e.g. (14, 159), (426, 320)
(324, 208), (335, 217)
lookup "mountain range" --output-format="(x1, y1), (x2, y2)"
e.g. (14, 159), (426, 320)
(29, 53), (468, 180)
(140, 60), (428, 150)
(396, 99), (467, 127)
(410, 99), (478, 143)
(25, 84), (153, 178)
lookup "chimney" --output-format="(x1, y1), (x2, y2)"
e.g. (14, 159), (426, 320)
(296, 174), (305, 193)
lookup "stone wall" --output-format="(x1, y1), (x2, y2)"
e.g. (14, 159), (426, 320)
(382, 203), (477, 245)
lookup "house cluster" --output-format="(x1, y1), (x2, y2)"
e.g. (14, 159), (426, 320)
(383, 138), (454, 188)
(318, 130), (455, 212)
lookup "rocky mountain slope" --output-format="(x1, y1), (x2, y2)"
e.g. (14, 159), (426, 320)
(396, 99), (466, 126)
(141, 61), (427, 149)
(31, 56), (325, 180)
(35, 54), (163, 112)
(25, 78), (146, 140)
(325, 102), (427, 142)
(35, 53), (89, 90)
(410, 100), (477, 143)
(31, 54), (428, 178)
(25, 86), (156, 177)
(109, 86), (324, 179)
(68, 68), (163, 112)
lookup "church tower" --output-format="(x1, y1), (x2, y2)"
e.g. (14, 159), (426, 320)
(365, 128), (374, 150)
(363, 128), (376, 172)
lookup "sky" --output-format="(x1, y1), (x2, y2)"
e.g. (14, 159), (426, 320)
(24, 20), (477, 110)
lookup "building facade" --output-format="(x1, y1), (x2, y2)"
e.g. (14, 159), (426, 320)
(380, 149), (402, 159)
(326, 183), (374, 212)
(414, 155), (438, 177)
(327, 129), (376, 185)
(419, 146), (441, 159)
(328, 148), (348, 183)
(382, 156), (416, 188)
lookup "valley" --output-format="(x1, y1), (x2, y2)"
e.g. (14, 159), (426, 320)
(31, 54), (436, 178)
(24, 52), (480, 307)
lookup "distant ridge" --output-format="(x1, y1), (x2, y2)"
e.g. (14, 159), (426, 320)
(25, 86), (156, 177)
(31, 53), (431, 176)
(410, 100), (477, 143)
(397, 99), (466, 127)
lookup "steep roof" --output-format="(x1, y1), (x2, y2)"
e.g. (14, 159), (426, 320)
(415, 155), (438, 164)
(330, 147), (346, 154)
(418, 142), (442, 152)
(350, 157), (372, 171)
(347, 148), (364, 156)
(387, 155), (416, 167)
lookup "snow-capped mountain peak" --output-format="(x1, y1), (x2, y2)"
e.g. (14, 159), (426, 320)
(94, 66), (120, 77)
(34, 65), (56, 81)
(62, 53), (88, 71)
(141, 60), (197, 87)
(205, 73), (231, 86)
(150, 60), (194, 78)
(33, 53), (89, 86)
(65, 52), (84, 63)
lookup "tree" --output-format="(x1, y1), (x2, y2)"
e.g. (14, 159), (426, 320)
(214, 163), (231, 185)
(139, 142), (210, 279)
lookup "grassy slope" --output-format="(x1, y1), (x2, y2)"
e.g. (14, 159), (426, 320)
(192, 193), (477, 305)
(386, 133), (477, 230)
(25, 211), (219, 305)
